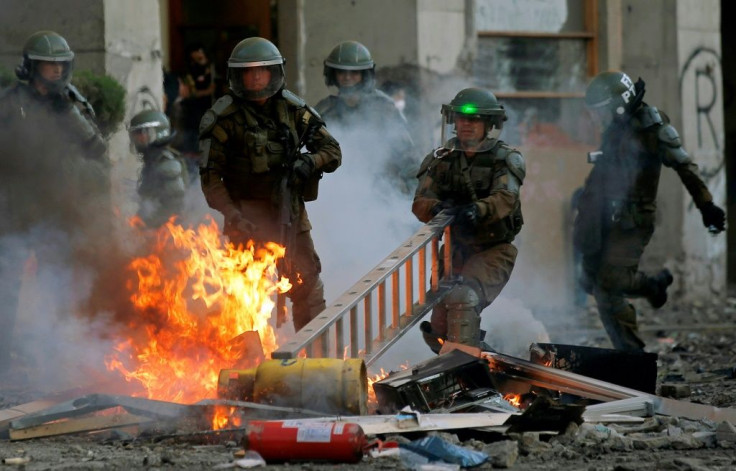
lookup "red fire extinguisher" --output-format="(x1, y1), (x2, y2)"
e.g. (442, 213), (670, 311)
(243, 420), (367, 463)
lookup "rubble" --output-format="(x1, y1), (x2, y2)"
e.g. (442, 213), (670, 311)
(1, 300), (736, 469)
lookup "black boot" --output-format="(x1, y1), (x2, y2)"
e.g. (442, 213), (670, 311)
(646, 269), (673, 309)
(420, 321), (444, 354)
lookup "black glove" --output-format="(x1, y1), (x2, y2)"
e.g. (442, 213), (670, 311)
(431, 200), (455, 217)
(700, 201), (726, 234)
(292, 153), (316, 183)
(455, 203), (480, 227)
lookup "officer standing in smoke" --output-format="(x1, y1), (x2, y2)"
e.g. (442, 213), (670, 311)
(315, 40), (417, 194)
(0, 31), (109, 371)
(412, 88), (524, 353)
(128, 110), (189, 228)
(198, 37), (341, 332)
(573, 70), (726, 352)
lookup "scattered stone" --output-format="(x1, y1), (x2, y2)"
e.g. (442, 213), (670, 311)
(715, 421), (736, 443)
(481, 440), (518, 468)
(660, 383), (691, 398)
(673, 456), (711, 471)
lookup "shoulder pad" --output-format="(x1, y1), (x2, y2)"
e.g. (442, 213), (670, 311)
(314, 95), (338, 116)
(281, 89), (306, 108)
(211, 94), (236, 117)
(199, 95), (236, 136)
(417, 152), (438, 177)
(657, 123), (682, 148)
(66, 84), (96, 117)
(505, 151), (526, 183)
(199, 109), (218, 136)
(634, 105), (663, 129)
(658, 123), (691, 166)
(163, 147), (181, 158)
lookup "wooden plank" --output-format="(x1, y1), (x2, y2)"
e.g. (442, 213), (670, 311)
(0, 400), (60, 430)
(10, 412), (153, 441)
(273, 412), (514, 436)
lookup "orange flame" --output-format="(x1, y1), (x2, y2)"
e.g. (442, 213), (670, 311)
(504, 393), (522, 408)
(367, 368), (390, 406)
(105, 216), (291, 408)
(367, 362), (410, 406)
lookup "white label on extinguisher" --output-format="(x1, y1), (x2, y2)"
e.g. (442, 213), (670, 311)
(296, 423), (333, 442)
(333, 422), (345, 434)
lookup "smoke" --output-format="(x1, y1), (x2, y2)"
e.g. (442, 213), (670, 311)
(308, 72), (563, 373)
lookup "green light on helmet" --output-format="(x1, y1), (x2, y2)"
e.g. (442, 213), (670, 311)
(460, 103), (478, 114)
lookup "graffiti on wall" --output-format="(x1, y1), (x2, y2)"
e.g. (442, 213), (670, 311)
(129, 85), (160, 117)
(679, 47), (723, 178)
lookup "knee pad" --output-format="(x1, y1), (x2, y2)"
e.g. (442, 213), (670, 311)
(444, 285), (481, 347)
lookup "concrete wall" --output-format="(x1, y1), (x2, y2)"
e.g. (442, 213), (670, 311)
(103, 0), (165, 218)
(0, 0), (105, 74)
(675, 0), (726, 296)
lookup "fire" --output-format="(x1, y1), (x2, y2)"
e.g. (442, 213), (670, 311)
(367, 362), (410, 406)
(367, 368), (390, 406)
(106, 216), (291, 406)
(504, 393), (522, 408)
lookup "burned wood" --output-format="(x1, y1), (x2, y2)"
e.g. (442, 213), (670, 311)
(9, 412), (153, 441)
(9, 394), (189, 431)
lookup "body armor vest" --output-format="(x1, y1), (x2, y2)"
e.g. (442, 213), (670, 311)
(223, 97), (299, 202)
(432, 141), (523, 246)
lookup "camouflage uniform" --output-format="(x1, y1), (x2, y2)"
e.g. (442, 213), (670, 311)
(0, 31), (109, 370)
(315, 41), (416, 193)
(413, 88), (524, 351)
(129, 110), (189, 228)
(413, 141), (524, 339)
(137, 146), (188, 227)
(573, 71), (724, 351)
(199, 38), (341, 331)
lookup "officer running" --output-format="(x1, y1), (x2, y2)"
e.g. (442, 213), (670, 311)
(573, 70), (726, 351)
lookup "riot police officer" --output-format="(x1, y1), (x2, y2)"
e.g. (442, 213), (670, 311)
(198, 37), (341, 332)
(128, 110), (189, 228)
(573, 70), (726, 351)
(413, 88), (524, 352)
(315, 40), (417, 193)
(0, 31), (109, 371)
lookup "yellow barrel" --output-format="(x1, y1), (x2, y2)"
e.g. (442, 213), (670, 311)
(218, 358), (367, 415)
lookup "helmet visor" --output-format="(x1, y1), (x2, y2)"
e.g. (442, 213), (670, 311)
(440, 106), (504, 153)
(129, 122), (171, 151)
(228, 64), (284, 100)
(32, 59), (73, 94)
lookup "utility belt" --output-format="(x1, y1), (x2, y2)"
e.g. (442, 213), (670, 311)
(466, 210), (523, 247)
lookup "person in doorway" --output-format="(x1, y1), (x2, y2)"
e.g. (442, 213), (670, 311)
(573, 70), (726, 351)
(198, 37), (342, 332)
(412, 88), (524, 353)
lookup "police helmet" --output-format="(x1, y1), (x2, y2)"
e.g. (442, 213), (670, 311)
(585, 70), (639, 118)
(441, 88), (507, 151)
(227, 37), (285, 100)
(128, 109), (173, 152)
(323, 41), (375, 91)
(16, 30), (75, 94)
